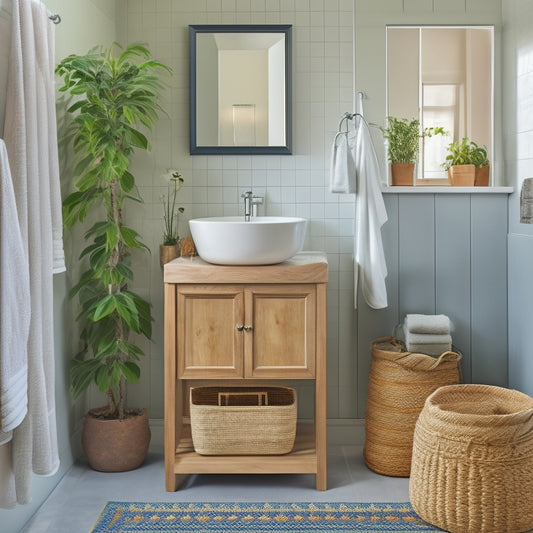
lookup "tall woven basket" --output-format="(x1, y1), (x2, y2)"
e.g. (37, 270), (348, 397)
(410, 384), (533, 533)
(364, 337), (461, 477)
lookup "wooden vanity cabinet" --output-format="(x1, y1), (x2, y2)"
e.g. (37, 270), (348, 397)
(178, 284), (315, 379)
(164, 253), (327, 491)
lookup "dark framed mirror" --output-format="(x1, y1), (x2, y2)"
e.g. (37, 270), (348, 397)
(189, 24), (292, 155)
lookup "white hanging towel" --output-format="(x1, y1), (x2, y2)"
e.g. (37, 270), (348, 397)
(0, 139), (30, 439)
(329, 132), (356, 193)
(353, 117), (388, 309)
(2, 0), (63, 507)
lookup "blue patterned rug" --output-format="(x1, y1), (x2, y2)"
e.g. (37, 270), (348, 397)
(91, 502), (443, 532)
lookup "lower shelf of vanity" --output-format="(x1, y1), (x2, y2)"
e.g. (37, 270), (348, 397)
(173, 422), (318, 475)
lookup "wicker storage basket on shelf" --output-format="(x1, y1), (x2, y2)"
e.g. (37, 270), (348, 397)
(190, 386), (297, 456)
(410, 384), (533, 533)
(364, 337), (461, 477)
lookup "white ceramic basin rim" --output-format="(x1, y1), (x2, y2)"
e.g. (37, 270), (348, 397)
(189, 216), (307, 265)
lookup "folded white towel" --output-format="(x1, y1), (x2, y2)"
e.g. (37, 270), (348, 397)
(407, 343), (453, 357)
(405, 314), (450, 335)
(329, 131), (356, 194)
(404, 330), (452, 346)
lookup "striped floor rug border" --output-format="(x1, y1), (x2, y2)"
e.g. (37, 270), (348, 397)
(91, 501), (443, 532)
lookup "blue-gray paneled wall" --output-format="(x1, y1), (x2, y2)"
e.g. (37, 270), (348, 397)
(355, 192), (509, 418)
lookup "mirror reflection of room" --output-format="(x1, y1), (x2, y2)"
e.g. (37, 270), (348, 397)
(387, 26), (493, 182)
(192, 25), (291, 154)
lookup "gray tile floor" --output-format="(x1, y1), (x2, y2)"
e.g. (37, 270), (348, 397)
(21, 445), (410, 533)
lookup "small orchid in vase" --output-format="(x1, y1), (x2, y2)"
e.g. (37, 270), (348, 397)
(160, 170), (184, 266)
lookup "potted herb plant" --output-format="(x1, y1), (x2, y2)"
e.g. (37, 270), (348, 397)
(443, 137), (489, 186)
(160, 171), (184, 267)
(443, 137), (476, 186)
(381, 117), (446, 186)
(56, 43), (171, 472)
(470, 141), (490, 186)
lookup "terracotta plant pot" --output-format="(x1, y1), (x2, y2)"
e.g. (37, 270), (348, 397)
(475, 165), (490, 186)
(82, 408), (151, 472)
(391, 163), (415, 186)
(159, 243), (180, 267)
(448, 165), (475, 186)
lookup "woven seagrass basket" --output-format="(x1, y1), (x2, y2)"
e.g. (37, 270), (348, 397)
(190, 386), (296, 455)
(364, 337), (461, 477)
(410, 384), (533, 533)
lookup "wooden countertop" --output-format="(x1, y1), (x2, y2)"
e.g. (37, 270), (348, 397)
(164, 251), (328, 284)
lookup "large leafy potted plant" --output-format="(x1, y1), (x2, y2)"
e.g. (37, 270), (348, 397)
(381, 117), (446, 186)
(56, 43), (171, 472)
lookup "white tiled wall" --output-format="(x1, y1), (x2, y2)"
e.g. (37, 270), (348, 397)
(118, 0), (356, 419)
(503, 0), (533, 397)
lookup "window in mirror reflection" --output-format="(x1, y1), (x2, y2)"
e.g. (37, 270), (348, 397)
(387, 26), (493, 180)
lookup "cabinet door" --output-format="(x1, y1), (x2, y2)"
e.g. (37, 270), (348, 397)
(177, 285), (244, 378)
(244, 285), (316, 378)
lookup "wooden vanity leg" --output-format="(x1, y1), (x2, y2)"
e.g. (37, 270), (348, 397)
(164, 283), (178, 492)
(315, 283), (327, 491)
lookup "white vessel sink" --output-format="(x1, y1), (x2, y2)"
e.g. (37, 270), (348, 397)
(189, 216), (307, 265)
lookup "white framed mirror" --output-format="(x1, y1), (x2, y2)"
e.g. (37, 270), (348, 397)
(386, 25), (494, 182)
(189, 24), (292, 155)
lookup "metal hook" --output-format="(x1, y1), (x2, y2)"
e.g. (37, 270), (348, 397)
(48, 13), (61, 24)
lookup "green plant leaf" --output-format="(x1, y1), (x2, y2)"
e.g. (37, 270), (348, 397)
(122, 105), (136, 124)
(105, 224), (119, 251)
(128, 128), (149, 150)
(121, 362), (140, 383)
(92, 294), (117, 321)
(120, 226), (144, 249)
(127, 291), (152, 338)
(75, 167), (100, 191)
(115, 292), (140, 333)
(119, 340), (144, 360)
(95, 366), (112, 393)
(116, 261), (133, 281)
(120, 171), (135, 192)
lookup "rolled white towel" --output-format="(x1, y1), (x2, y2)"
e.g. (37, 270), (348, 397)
(405, 314), (450, 335)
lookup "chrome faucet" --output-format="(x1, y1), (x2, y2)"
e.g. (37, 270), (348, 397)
(241, 190), (253, 221)
(241, 190), (264, 221)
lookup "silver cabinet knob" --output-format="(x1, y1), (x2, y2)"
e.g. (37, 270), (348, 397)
(243, 325), (253, 332)
(236, 324), (244, 331)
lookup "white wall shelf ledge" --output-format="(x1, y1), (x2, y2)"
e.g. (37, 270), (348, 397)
(382, 186), (513, 194)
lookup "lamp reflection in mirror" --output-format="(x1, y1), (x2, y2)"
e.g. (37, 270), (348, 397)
(233, 104), (256, 146)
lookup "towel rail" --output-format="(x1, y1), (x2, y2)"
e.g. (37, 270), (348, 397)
(337, 111), (380, 134)
(0, 5), (60, 24)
